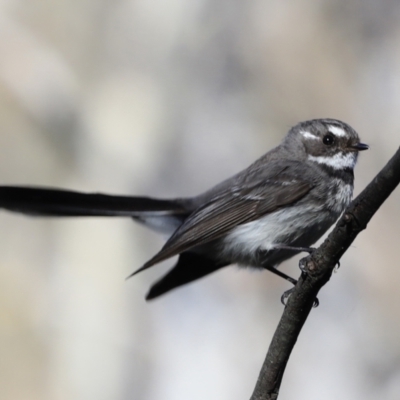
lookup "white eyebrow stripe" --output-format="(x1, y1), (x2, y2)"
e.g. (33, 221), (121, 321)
(300, 131), (319, 140)
(328, 125), (346, 137)
(308, 152), (356, 170)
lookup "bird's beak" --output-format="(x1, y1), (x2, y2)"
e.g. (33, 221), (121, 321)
(350, 142), (369, 151)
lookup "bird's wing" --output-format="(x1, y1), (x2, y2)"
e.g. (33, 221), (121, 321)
(129, 168), (312, 276)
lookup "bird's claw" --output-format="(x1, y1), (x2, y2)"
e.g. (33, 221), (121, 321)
(281, 288), (294, 306)
(281, 287), (319, 308)
(333, 260), (341, 273)
(299, 258), (308, 274)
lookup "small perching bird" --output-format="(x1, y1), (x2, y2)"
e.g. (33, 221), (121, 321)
(0, 119), (368, 299)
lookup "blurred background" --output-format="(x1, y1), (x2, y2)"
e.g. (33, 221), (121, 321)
(0, 1), (399, 399)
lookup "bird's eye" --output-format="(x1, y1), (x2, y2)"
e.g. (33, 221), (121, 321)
(323, 134), (335, 145)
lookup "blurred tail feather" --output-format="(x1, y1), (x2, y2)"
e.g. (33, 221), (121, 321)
(145, 252), (228, 300)
(0, 186), (186, 217)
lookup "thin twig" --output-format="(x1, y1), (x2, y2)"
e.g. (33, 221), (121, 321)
(250, 147), (400, 400)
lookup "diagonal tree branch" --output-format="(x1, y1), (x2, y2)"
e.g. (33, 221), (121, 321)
(250, 146), (400, 400)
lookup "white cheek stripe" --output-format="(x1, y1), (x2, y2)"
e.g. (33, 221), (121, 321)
(328, 125), (346, 137)
(300, 131), (319, 140)
(308, 152), (356, 170)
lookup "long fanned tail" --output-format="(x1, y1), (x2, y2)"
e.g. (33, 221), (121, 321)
(0, 186), (186, 217)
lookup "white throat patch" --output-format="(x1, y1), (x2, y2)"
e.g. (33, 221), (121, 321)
(308, 152), (356, 170)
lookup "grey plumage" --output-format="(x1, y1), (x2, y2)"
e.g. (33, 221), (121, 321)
(0, 118), (368, 300)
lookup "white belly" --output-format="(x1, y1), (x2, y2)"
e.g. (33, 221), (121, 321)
(220, 182), (351, 264)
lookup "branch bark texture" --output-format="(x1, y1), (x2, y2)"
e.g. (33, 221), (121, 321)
(250, 147), (400, 400)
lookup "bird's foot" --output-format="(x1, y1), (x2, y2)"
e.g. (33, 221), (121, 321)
(280, 287), (294, 305)
(333, 260), (341, 273)
(281, 287), (319, 308)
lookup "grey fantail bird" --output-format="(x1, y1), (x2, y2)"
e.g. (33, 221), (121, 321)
(0, 118), (368, 300)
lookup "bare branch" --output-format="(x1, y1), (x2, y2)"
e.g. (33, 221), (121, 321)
(250, 147), (400, 400)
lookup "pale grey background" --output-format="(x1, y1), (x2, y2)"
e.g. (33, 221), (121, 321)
(0, 1), (399, 399)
